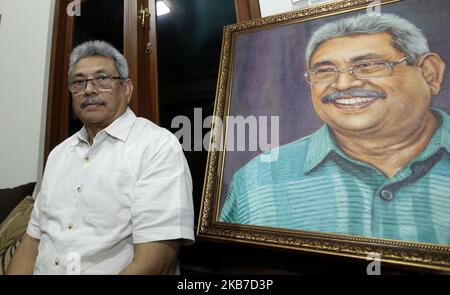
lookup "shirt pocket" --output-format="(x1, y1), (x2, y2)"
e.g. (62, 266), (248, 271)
(82, 172), (134, 236)
(40, 183), (74, 230)
(84, 212), (131, 237)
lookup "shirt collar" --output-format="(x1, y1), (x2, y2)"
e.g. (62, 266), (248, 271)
(303, 124), (337, 174)
(303, 108), (450, 174)
(71, 107), (136, 146)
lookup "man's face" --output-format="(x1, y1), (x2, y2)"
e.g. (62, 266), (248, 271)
(70, 56), (132, 130)
(309, 33), (433, 137)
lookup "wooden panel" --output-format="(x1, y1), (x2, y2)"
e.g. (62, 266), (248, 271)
(124, 0), (159, 123)
(124, 0), (140, 114)
(135, 0), (147, 120)
(234, 0), (261, 22)
(146, 0), (160, 124)
(44, 0), (73, 163)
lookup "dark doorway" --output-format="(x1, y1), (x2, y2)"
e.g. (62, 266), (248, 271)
(156, 0), (236, 220)
(69, 0), (125, 136)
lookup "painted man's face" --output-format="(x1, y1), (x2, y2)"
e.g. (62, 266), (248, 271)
(309, 32), (441, 138)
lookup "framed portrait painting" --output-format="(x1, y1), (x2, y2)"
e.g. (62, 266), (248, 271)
(198, 0), (450, 272)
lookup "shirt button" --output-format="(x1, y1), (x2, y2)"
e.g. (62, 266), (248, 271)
(85, 157), (90, 163)
(380, 189), (394, 201)
(76, 186), (82, 193)
(68, 223), (74, 230)
(54, 258), (60, 266)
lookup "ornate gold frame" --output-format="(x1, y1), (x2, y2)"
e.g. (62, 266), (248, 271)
(197, 0), (450, 272)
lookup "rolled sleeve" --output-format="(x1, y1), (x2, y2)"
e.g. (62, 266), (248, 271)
(131, 133), (194, 245)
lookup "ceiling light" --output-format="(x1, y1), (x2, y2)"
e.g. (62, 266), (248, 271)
(156, 1), (171, 16)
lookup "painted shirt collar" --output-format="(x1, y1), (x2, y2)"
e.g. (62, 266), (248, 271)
(304, 109), (450, 174)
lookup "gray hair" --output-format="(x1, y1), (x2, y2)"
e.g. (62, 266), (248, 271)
(305, 13), (430, 67)
(68, 40), (129, 79)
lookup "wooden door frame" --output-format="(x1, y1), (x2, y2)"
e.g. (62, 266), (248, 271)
(45, 0), (74, 162)
(124, 0), (159, 123)
(234, 0), (261, 22)
(45, 0), (159, 162)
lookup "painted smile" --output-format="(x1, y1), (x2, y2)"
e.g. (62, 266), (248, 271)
(321, 88), (387, 109)
(334, 96), (378, 106)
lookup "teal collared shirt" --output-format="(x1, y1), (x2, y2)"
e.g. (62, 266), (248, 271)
(220, 109), (450, 245)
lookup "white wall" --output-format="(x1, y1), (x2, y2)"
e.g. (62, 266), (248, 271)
(259, 0), (337, 17)
(259, 0), (293, 17)
(0, 0), (55, 189)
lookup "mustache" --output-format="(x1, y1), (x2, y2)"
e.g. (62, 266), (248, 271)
(321, 88), (387, 103)
(80, 96), (106, 109)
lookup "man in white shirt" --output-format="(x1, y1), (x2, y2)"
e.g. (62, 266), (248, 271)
(7, 41), (194, 275)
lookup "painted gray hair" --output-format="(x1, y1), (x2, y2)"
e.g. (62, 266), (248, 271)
(305, 13), (430, 67)
(68, 40), (129, 79)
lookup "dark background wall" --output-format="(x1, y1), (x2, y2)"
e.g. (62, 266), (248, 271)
(157, 0), (236, 220)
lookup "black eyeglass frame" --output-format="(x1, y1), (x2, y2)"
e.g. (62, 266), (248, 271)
(68, 75), (125, 93)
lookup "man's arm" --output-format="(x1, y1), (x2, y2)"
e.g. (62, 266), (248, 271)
(119, 240), (180, 275)
(6, 234), (39, 275)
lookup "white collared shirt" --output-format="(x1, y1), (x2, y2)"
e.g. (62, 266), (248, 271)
(27, 108), (194, 275)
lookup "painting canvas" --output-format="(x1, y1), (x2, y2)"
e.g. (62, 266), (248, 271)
(198, 0), (450, 272)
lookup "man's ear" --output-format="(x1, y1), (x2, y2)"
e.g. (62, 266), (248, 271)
(416, 53), (446, 96)
(123, 79), (134, 104)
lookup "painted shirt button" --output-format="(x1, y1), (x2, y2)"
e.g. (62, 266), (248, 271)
(85, 157), (90, 163)
(54, 258), (60, 266)
(380, 189), (394, 201)
(68, 223), (74, 230)
(76, 186), (82, 193)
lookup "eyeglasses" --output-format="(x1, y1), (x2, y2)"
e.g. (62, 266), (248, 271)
(68, 74), (123, 93)
(304, 56), (408, 85)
